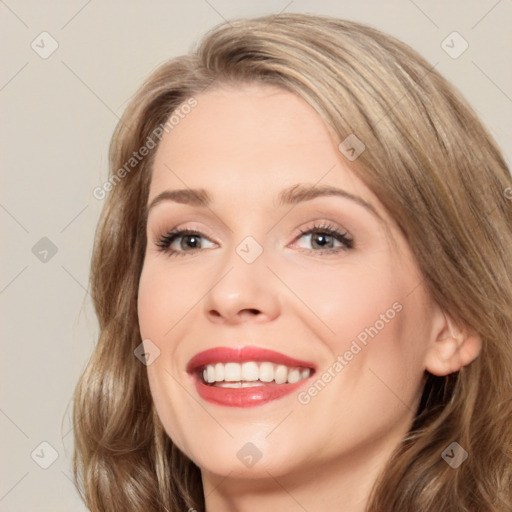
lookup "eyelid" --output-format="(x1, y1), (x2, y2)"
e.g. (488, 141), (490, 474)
(292, 219), (352, 239)
(290, 221), (354, 251)
(151, 220), (217, 243)
(153, 226), (218, 253)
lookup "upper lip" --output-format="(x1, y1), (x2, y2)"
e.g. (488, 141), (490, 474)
(186, 346), (317, 373)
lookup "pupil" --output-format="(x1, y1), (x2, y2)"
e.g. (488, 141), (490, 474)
(313, 234), (332, 248)
(183, 235), (200, 249)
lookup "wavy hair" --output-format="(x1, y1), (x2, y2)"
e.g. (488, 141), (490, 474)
(73, 13), (512, 511)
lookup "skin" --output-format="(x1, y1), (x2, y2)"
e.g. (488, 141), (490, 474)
(137, 83), (481, 512)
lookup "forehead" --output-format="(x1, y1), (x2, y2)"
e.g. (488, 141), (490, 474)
(164, 83), (334, 150)
(148, 84), (375, 211)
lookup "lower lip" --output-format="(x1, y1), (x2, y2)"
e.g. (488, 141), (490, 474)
(192, 374), (311, 407)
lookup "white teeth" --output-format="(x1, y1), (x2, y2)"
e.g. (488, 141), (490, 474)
(207, 365), (216, 383)
(241, 361), (259, 381)
(214, 362), (224, 381)
(200, 361), (313, 386)
(215, 381), (266, 388)
(224, 362), (241, 382)
(259, 362), (274, 382)
(275, 365), (288, 384)
(287, 368), (301, 384)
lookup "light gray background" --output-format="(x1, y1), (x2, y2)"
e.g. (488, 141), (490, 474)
(1, 1), (511, 510)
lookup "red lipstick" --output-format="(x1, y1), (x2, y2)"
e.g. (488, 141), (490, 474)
(186, 346), (315, 408)
(187, 346), (315, 372)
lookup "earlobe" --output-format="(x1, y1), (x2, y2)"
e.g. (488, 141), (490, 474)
(424, 313), (482, 377)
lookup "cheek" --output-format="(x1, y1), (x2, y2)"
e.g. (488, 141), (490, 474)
(284, 252), (429, 388)
(283, 255), (405, 346)
(303, 265), (428, 440)
(137, 260), (198, 338)
(137, 263), (198, 453)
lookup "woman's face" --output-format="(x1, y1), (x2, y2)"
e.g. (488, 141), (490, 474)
(137, 84), (442, 481)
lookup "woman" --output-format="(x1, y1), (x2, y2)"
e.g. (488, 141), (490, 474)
(73, 13), (512, 512)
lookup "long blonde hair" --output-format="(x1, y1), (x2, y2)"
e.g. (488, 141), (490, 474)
(73, 13), (512, 511)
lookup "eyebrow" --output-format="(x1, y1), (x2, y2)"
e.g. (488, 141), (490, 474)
(146, 184), (382, 220)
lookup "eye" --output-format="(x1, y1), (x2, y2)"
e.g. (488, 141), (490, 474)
(154, 222), (354, 258)
(155, 228), (217, 256)
(293, 222), (354, 254)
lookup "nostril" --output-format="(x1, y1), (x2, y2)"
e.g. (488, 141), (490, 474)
(208, 308), (261, 320)
(238, 308), (261, 319)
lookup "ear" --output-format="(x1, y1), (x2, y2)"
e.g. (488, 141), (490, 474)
(424, 308), (482, 376)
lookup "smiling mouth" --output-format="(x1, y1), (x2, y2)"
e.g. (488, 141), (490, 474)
(199, 361), (313, 387)
(186, 345), (316, 407)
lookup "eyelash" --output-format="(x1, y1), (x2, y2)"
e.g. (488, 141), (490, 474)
(154, 222), (354, 257)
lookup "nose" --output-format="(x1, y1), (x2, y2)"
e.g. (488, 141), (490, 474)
(202, 244), (281, 325)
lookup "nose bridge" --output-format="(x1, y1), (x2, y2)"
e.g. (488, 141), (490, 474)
(202, 232), (280, 321)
